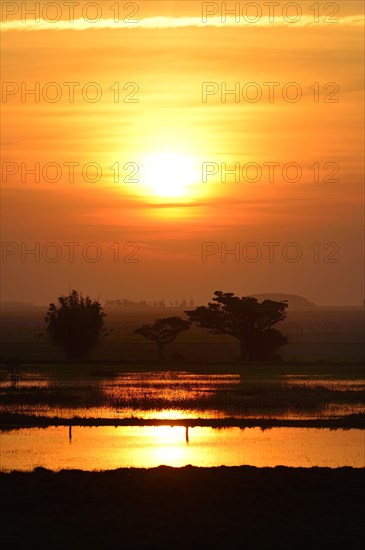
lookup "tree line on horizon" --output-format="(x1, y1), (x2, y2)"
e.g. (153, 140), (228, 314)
(44, 290), (288, 362)
(105, 297), (195, 309)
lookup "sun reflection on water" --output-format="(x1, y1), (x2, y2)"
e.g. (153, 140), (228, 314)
(1, 426), (364, 471)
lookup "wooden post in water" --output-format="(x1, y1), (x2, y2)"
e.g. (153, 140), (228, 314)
(185, 426), (189, 444)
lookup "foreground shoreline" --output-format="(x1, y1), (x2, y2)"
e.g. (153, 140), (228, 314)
(0, 466), (364, 549)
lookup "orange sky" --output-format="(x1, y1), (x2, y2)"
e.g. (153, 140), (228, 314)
(1, 1), (364, 305)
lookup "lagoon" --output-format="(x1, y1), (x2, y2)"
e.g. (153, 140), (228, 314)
(1, 426), (363, 471)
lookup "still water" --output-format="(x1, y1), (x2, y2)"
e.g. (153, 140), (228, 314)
(1, 426), (363, 471)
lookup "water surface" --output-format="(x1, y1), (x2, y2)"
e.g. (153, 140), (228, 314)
(1, 426), (363, 471)
(1, 371), (364, 420)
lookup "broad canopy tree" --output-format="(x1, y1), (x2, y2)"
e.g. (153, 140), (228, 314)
(185, 291), (288, 361)
(134, 317), (191, 360)
(45, 290), (107, 360)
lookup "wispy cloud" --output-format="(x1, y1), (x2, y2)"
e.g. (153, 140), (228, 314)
(1, 15), (364, 31)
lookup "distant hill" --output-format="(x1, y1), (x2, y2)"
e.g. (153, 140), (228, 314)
(252, 294), (316, 310)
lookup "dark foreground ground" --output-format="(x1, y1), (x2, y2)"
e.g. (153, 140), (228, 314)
(0, 466), (364, 549)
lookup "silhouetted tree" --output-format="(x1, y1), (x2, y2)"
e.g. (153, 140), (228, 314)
(134, 317), (191, 360)
(45, 290), (107, 360)
(185, 291), (288, 361)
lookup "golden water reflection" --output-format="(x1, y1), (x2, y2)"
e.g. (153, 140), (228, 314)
(1, 372), (364, 420)
(1, 426), (364, 471)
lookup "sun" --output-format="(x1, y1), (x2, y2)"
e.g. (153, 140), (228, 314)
(139, 151), (199, 199)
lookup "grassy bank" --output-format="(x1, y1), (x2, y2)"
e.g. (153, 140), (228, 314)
(1, 359), (364, 378)
(1, 412), (364, 430)
(0, 466), (363, 549)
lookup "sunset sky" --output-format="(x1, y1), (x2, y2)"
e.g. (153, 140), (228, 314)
(1, 0), (364, 306)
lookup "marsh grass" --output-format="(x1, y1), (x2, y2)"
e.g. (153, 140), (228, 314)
(1, 361), (364, 423)
(103, 382), (364, 415)
(1, 377), (364, 419)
